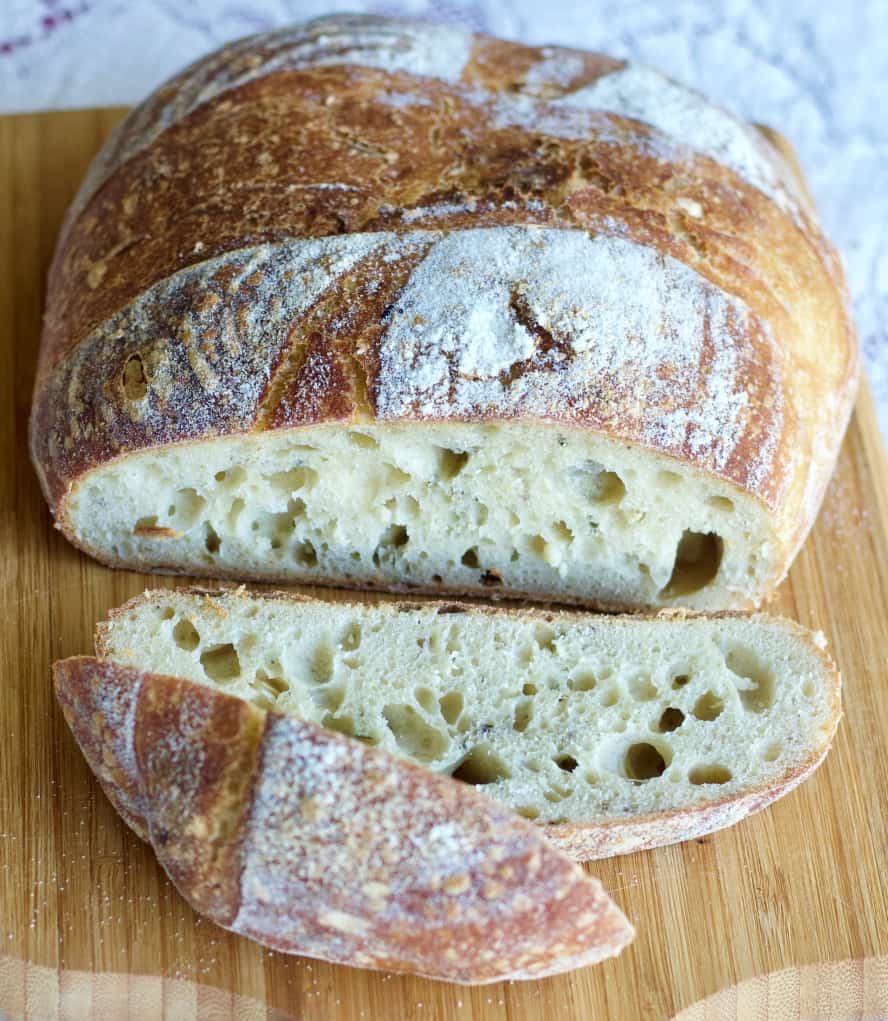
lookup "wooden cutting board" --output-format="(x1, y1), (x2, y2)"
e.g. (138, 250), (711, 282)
(1, 109), (887, 1021)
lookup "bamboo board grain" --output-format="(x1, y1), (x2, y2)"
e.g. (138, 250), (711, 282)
(1, 108), (887, 1021)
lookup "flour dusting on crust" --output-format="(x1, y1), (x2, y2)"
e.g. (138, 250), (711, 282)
(556, 64), (796, 215)
(231, 712), (630, 980)
(374, 226), (783, 496)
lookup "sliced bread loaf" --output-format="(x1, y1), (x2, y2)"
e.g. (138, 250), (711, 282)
(31, 17), (857, 612)
(95, 588), (840, 859)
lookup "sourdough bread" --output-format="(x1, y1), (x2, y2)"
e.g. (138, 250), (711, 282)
(30, 15), (858, 611)
(95, 588), (841, 860)
(54, 656), (633, 983)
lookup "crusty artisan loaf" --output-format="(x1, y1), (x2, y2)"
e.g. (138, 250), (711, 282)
(81, 588), (839, 864)
(30, 15), (857, 610)
(54, 659), (634, 984)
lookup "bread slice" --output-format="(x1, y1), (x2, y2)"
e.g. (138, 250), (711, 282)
(96, 588), (840, 859)
(54, 656), (633, 983)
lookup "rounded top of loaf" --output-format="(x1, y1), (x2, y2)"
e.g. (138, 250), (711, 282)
(30, 14), (857, 569)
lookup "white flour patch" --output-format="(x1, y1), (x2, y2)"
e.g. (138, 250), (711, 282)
(555, 64), (794, 214)
(398, 200), (479, 223)
(376, 88), (436, 109)
(520, 49), (588, 94)
(375, 226), (780, 488)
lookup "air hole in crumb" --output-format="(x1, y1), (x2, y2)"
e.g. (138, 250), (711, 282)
(516, 806), (539, 820)
(533, 625), (557, 652)
(522, 683), (538, 696)
(528, 535), (548, 560)
(629, 674), (658, 701)
(385, 464), (411, 487)
(693, 691), (725, 721)
(310, 643), (335, 685)
(708, 495), (735, 512)
(578, 464), (626, 504)
(268, 466), (317, 493)
(340, 622), (362, 651)
(623, 742), (668, 782)
(600, 687), (619, 708)
(513, 699), (533, 732)
(544, 780), (572, 801)
(122, 354), (148, 399)
(657, 470), (681, 487)
(414, 687), (436, 714)
(204, 522), (221, 554)
(657, 707), (685, 732)
(348, 431), (378, 449)
(762, 741), (783, 762)
(383, 704), (448, 762)
(672, 673), (690, 689)
(255, 670), (289, 699)
(480, 569), (502, 586)
(569, 670), (597, 692)
(439, 691), (463, 725)
(451, 744), (511, 785)
(461, 547), (479, 569)
(296, 540), (317, 567)
(320, 686), (345, 713)
(722, 644), (775, 713)
(200, 644), (241, 683)
(660, 531), (723, 597)
(689, 764), (732, 785)
(438, 448), (469, 479)
(160, 607), (175, 621)
(322, 713), (357, 738)
(553, 520), (574, 543)
(379, 524), (409, 549)
(171, 488), (206, 525)
(432, 574), (443, 584)
(555, 755), (578, 772)
(172, 618), (200, 651)
(802, 679), (816, 698)
(227, 498), (245, 529)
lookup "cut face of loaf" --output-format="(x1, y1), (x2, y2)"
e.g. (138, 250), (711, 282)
(72, 423), (770, 611)
(98, 589), (840, 859)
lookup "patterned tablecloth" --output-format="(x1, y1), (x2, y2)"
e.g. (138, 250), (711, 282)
(3, 0), (886, 439)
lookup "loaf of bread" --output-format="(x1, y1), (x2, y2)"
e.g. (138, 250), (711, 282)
(29, 15), (856, 611)
(66, 589), (839, 863)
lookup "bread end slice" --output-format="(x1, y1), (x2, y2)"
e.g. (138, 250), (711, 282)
(54, 656), (634, 984)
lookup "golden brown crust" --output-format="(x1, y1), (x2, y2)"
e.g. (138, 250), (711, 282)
(53, 656), (634, 983)
(30, 15), (858, 604)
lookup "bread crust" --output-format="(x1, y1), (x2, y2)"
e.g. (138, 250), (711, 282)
(30, 14), (858, 606)
(54, 655), (634, 983)
(93, 586), (842, 862)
